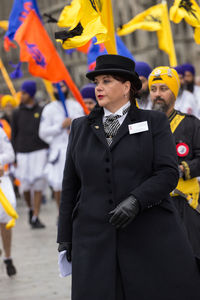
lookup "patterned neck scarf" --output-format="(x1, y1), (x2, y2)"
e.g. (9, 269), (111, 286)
(103, 106), (130, 146)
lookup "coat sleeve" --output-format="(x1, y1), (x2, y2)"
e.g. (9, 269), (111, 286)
(57, 120), (81, 243)
(0, 129), (15, 165)
(39, 105), (63, 144)
(131, 112), (179, 211)
(181, 117), (200, 179)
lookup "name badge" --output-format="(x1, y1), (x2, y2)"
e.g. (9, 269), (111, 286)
(128, 121), (149, 134)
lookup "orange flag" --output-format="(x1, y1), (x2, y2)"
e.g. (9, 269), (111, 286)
(14, 9), (89, 114)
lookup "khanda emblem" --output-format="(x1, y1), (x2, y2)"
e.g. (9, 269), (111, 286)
(25, 41), (47, 68)
(179, 0), (200, 22)
(145, 15), (162, 23)
(89, 0), (102, 12)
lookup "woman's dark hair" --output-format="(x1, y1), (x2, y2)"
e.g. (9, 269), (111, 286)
(112, 75), (137, 106)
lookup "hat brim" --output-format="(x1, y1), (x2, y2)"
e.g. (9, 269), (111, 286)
(86, 69), (142, 91)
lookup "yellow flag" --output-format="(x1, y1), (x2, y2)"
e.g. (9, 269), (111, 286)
(170, 0), (200, 44)
(157, 2), (177, 67)
(100, 0), (117, 54)
(195, 26), (200, 43)
(57, 0), (80, 28)
(0, 20), (8, 31)
(118, 4), (163, 35)
(118, 2), (177, 67)
(56, 0), (108, 49)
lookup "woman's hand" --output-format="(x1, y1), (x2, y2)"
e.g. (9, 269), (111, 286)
(109, 196), (140, 229)
(58, 242), (72, 262)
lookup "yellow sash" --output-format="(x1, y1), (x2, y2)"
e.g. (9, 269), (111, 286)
(172, 178), (199, 209)
(170, 113), (199, 209)
(170, 113), (185, 132)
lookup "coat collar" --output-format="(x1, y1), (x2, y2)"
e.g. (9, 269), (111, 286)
(88, 104), (141, 150)
(87, 103), (140, 123)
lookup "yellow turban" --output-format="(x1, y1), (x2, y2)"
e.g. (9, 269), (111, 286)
(148, 66), (180, 98)
(1, 95), (17, 108)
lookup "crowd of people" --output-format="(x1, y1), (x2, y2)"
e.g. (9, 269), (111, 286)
(0, 57), (200, 298)
(0, 78), (96, 276)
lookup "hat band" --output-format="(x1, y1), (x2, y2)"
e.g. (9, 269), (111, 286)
(95, 64), (131, 72)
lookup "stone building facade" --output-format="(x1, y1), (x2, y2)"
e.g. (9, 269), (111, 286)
(0, 0), (199, 95)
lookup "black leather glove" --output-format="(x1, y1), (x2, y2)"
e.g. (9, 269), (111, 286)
(109, 196), (140, 229)
(58, 242), (72, 262)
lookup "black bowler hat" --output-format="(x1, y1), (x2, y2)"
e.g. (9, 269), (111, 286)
(86, 54), (142, 91)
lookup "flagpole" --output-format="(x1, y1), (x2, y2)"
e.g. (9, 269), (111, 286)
(0, 58), (16, 96)
(162, 0), (177, 66)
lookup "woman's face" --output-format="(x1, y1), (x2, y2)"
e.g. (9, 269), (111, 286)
(94, 75), (130, 111)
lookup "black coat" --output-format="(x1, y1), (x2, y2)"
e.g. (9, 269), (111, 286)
(171, 110), (200, 178)
(11, 103), (48, 153)
(58, 105), (200, 300)
(170, 110), (200, 257)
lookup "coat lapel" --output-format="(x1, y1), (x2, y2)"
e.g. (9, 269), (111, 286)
(87, 106), (109, 149)
(110, 105), (141, 150)
(87, 104), (141, 150)
(90, 116), (109, 148)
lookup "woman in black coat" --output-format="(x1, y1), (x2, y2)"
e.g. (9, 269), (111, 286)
(57, 55), (200, 300)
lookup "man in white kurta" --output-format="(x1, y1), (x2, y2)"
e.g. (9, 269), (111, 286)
(175, 89), (197, 115)
(174, 65), (197, 116)
(39, 82), (84, 209)
(135, 61), (152, 110)
(0, 127), (17, 276)
(182, 63), (200, 118)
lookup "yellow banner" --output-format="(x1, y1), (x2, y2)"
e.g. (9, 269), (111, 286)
(157, 2), (177, 67)
(100, 0), (117, 54)
(118, 2), (177, 66)
(170, 0), (200, 44)
(118, 4), (163, 35)
(56, 0), (108, 49)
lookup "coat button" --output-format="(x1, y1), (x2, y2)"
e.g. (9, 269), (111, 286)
(105, 168), (110, 173)
(105, 158), (110, 163)
(109, 199), (114, 204)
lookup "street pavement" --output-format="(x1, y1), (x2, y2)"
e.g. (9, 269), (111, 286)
(0, 196), (71, 300)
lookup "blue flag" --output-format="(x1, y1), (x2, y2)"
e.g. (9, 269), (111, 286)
(5, 0), (41, 43)
(88, 35), (134, 70)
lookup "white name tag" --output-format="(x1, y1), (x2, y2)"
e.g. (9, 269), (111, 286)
(128, 121), (149, 134)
